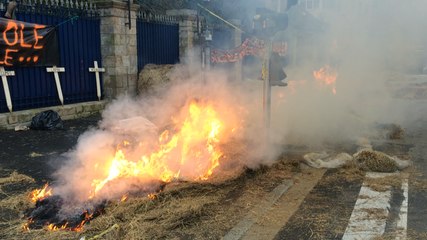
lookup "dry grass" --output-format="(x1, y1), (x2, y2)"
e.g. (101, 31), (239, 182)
(364, 175), (403, 192)
(360, 208), (388, 220)
(0, 171), (35, 211)
(0, 154), (299, 240)
(407, 168), (427, 192)
(0, 171), (35, 185)
(407, 230), (427, 240)
(337, 161), (365, 182)
(375, 230), (427, 240)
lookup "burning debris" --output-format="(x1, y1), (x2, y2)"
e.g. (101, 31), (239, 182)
(88, 100), (235, 199)
(23, 195), (106, 232)
(23, 182), (167, 232)
(20, 96), (244, 232)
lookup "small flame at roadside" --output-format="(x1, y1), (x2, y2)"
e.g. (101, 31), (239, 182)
(47, 222), (68, 231)
(120, 194), (128, 202)
(147, 193), (157, 200)
(22, 219), (33, 231)
(313, 65), (338, 94)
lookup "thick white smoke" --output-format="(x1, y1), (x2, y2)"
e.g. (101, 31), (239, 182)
(51, 0), (427, 203)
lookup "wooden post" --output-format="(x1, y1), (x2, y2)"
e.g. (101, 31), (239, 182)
(0, 67), (15, 112)
(46, 66), (65, 105)
(89, 61), (105, 100)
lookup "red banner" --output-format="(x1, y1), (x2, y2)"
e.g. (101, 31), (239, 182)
(0, 17), (59, 67)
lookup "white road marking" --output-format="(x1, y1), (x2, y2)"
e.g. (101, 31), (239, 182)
(395, 178), (408, 240)
(342, 172), (409, 240)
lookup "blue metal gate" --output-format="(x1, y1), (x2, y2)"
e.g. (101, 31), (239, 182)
(137, 12), (179, 72)
(0, 1), (101, 113)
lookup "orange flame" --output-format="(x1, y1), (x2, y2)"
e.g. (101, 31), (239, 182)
(47, 222), (68, 231)
(29, 184), (52, 202)
(26, 100), (240, 232)
(22, 219), (33, 231)
(313, 65), (338, 94)
(120, 194), (128, 202)
(89, 101), (234, 198)
(147, 193), (157, 200)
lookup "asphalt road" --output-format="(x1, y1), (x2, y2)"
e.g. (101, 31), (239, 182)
(0, 114), (101, 183)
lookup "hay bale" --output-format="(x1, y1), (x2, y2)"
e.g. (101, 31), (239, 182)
(137, 64), (175, 94)
(354, 150), (400, 172)
(375, 123), (405, 140)
(387, 124), (405, 140)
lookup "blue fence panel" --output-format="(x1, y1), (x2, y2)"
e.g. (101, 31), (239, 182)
(212, 28), (233, 50)
(137, 14), (179, 72)
(0, 3), (102, 113)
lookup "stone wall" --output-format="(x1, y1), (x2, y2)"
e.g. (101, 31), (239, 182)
(96, 3), (199, 98)
(96, 0), (139, 98)
(0, 101), (107, 129)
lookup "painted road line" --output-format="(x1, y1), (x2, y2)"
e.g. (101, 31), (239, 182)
(395, 178), (408, 239)
(243, 169), (326, 240)
(274, 169), (363, 240)
(342, 172), (406, 240)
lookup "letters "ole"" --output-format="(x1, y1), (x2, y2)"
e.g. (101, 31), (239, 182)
(1, 21), (46, 65)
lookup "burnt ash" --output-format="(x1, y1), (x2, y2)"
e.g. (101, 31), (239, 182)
(25, 195), (106, 230)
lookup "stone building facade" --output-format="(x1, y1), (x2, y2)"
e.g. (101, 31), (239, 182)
(96, 0), (139, 98)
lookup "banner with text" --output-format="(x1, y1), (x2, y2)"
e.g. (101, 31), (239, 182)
(0, 17), (59, 67)
(211, 38), (287, 63)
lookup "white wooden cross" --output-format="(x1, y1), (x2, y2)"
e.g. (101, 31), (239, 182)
(0, 67), (15, 112)
(46, 66), (65, 105)
(89, 61), (105, 101)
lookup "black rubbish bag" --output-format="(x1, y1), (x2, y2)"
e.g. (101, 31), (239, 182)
(30, 110), (64, 130)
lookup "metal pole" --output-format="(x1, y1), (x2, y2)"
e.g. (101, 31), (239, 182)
(263, 39), (272, 129)
(205, 44), (211, 71)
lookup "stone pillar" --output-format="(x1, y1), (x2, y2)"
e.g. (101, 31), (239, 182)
(166, 9), (199, 63)
(95, 0), (139, 99)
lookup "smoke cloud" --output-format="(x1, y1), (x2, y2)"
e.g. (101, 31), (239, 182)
(50, 0), (427, 203)
(267, 0), (427, 147)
